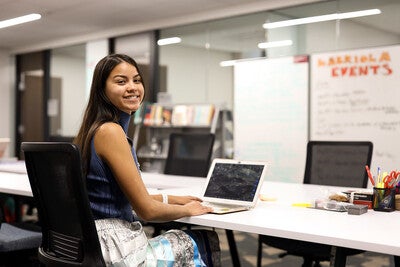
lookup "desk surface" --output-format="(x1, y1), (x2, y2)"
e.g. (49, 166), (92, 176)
(142, 173), (400, 257)
(0, 162), (32, 196)
(1, 169), (399, 257)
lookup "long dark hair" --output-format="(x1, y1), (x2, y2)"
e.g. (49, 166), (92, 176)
(74, 54), (143, 175)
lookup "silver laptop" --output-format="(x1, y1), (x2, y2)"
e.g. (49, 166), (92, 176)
(201, 158), (268, 214)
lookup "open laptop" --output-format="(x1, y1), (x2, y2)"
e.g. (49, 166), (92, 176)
(201, 158), (268, 214)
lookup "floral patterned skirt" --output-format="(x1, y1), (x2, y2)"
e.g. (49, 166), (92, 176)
(95, 219), (220, 267)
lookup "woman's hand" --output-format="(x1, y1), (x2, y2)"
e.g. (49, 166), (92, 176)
(140, 195), (212, 221)
(169, 195), (203, 205)
(184, 201), (213, 216)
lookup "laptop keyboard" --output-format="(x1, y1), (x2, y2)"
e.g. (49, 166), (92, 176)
(202, 202), (235, 209)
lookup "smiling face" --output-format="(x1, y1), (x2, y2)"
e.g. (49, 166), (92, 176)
(105, 61), (144, 114)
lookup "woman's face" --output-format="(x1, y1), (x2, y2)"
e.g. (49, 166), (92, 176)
(105, 61), (144, 114)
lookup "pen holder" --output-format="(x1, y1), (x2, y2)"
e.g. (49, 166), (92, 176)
(373, 187), (395, 212)
(396, 195), (400, 211)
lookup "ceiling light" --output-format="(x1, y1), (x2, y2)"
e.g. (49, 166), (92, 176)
(263, 8), (381, 29)
(0, 13), (41, 30)
(258, 40), (293, 49)
(220, 60), (236, 67)
(219, 57), (265, 67)
(157, 37), (182, 46)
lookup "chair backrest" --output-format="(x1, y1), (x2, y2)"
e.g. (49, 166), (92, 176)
(22, 142), (105, 267)
(164, 133), (215, 177)
(303, 141), (373, 188)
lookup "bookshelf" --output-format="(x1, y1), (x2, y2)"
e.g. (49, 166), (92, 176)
(131, 102), (232, 173)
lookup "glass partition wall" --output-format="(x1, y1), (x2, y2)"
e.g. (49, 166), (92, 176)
(49, 44), (86, 139)
(158, 0), (399, 109)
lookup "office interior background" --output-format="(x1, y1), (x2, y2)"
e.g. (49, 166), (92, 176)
(0, 0), (399, 180)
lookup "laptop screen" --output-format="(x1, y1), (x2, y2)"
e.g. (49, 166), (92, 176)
(203, 162), (265, 202)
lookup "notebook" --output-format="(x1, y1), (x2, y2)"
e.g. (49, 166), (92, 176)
(201, 158), (268, 214)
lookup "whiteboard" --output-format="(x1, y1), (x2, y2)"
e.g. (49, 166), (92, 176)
(233, 56), (309, 183)
(310, 45), (400, 176)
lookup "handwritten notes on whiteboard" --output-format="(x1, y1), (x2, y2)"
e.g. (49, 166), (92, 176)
(310, 45), (400, 172)
(234, 56), (309, 183)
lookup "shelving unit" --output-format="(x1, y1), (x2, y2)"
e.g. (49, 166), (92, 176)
(131, 102), (232, 173)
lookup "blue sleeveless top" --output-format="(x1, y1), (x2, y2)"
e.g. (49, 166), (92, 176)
(86, 111), (139, 222)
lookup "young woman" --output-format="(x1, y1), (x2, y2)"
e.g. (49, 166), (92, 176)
(74, 54), (220, 266)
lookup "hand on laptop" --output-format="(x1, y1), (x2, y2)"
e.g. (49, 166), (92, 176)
(184, 201), (213, 216)
(167, 195), (203, 205)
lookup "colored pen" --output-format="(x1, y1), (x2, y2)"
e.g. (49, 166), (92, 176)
(365, 165), (375, 186)
(377, 167), (381, 185)
(292, 202), (312, 208)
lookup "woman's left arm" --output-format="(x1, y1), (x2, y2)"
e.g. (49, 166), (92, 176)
(151, 194), (203, 205)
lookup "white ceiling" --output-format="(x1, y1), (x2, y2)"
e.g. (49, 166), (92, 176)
(0, 0), (398, 54)
(0, 0), (319, 53)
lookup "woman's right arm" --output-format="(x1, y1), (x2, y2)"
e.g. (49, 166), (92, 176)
(94, 122), (212, 221)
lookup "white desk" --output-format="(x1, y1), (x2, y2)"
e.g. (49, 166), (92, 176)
(0, 170), (32, 197)
(2, 170), (400, 265)
(142, 173), (400, 257)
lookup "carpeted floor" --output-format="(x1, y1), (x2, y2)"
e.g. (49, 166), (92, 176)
(144, 225), (396, 266)
(215, 228), (396, 267)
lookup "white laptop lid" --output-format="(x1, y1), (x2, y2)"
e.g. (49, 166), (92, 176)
(201, 158), (268, 208)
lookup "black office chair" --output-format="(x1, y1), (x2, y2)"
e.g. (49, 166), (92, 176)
(152, 133), (240, 266)
(148, 133), (216, 236)
(164, 132), (215, 177)
(257, 141), (373, 267)
(22, 142), (106, 267)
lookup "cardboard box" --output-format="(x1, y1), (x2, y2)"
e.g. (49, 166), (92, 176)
(343, 190), (373, 209)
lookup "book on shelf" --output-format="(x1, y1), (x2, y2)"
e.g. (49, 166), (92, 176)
(133, 105), (144, 124)
(141, 103), (216, 127)
(171, 105), (189, 126)
(153, 105), (164, 126)
(162, 106), (173, 125)
(142, 104), (172, 126)
(142, 103), (154, 126)
(193, 104), (215, 126)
